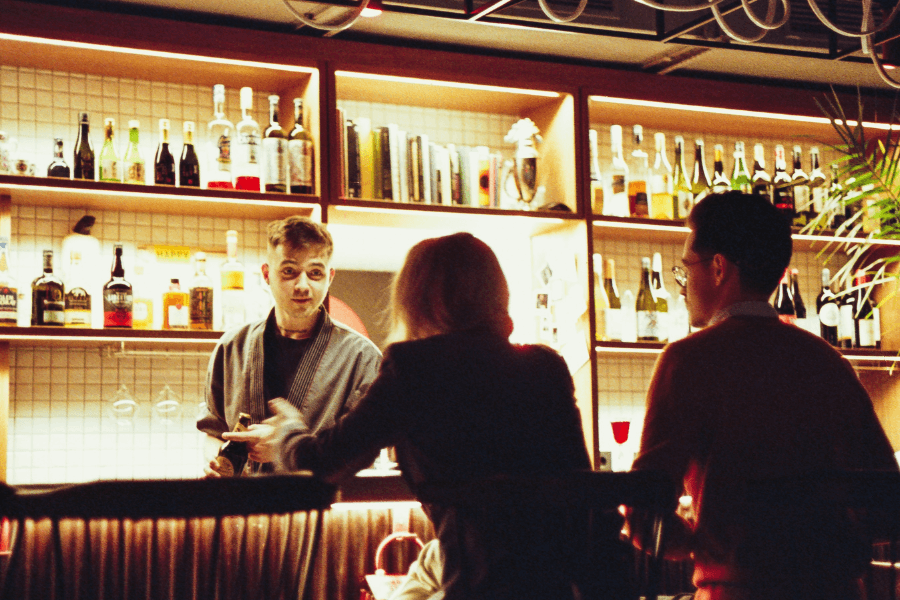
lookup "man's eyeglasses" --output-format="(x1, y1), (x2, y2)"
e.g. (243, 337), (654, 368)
(671, 257), (714, 287)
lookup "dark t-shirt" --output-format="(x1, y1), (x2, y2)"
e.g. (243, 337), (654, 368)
(264, 330), (311, 400)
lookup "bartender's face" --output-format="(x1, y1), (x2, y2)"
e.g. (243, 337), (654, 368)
(262, 242), (334, 332)
(680, 231), (716, 328)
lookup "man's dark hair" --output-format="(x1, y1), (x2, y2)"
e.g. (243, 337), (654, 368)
(687, 191), (792, 296)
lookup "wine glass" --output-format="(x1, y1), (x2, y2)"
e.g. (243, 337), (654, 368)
(108, 383), (139, 428)
(611, 421), (632, 472)
(153, 383), (183, 427)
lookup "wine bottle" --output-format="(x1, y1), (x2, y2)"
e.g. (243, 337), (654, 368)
(98, 118), (121, 183)
(604, 258), (622, 341)
(214, 412), (252, 477)
(730, 141), (752, 193)
(605, 125), (629, 218)
(103, 244), (133, 328)
(31, 250), (65, 326)
(650, 132), (673, 219)
(262, 95), (287, 193)
(854, 270), (876, 348)
(711, 144), (731, 193)
(235, 87), (262, 192)
(828, 164), (847, 230)
(207, 84), (235, 189)
(816, 268), (839, 346)
(636, 256), (659, 341)
(651, 252), (670, 342)
(221, 230), (246, 330)
(690, 139), (712, 203)
(289, 97), (315, 195)
(628, 125), (649, 218)
(123, 120), (145, 185)
(0, 238), (18, 326)
(189, 252), (214, 330)
(838, 281), (858, 349)
(774, 269), (795, 324)
(154, 118), (176, 185)
(790, 268), (806, 319)
(790, 146), (811, 227)
(179, 121), (200, 187)
(751, 143), (772, 202)
(808, 147), (827, 225)
(73, 112), (95, 181)
(162, 278), (189, 330)
(64, 250), (91, 328)
(672, 136), (693, 220)
(588, 129), (604, 214)
(772, 145), (794, 221)
(47, 138), (70, 178)
(592, 254), (609, 341)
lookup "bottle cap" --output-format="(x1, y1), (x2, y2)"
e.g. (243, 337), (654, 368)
(652, 252), (662, 271)
(240, 87), (253, 109)
(641, 256), (650, 268)
(129, 120), (140, 129)
(213, 84), (225, 101)
(196, 251), (206, 261)
(104, 117), (115, 127)
(269, 94), (280, 103)
(610, 125), (622, 144)
(293, 97), (303, 107)
(184, 121), (195, 134)
(159, 118), (170, 130)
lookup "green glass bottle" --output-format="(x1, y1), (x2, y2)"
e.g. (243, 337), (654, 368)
(123, 120), (145, 185)
(98, 118), (121, 183)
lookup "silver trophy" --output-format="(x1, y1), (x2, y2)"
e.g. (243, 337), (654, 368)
(502, 118), (542, 209)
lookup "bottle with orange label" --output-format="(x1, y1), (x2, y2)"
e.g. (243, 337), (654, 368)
(220, 230), (246, 330)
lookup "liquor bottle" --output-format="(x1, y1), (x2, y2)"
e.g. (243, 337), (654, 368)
(234, 87), (262, 192)
(123, 120), (145, 185)
(64, 250), (91, 328)
(772, 145), (794, 221)
(816, 268), (839, 346)
(621, 289), (637, 343)
(789, 268), (806, 319)
(289, 97), (315, 195)
(628, 125), (649, 218)
(179, 121), (200, 187)
(0, 238), (18, 326)
(262, 95), (287, 193)
(690, 139), (712, 203)
(588, 129), (604, 214)
(131, 249), (154, 330)
(604, 258), (622, 342)
(829, 164), (847, 229)
(189, 252), (214, 330)
(711, 144), (731, 193)
(651, 252), (670, 342)
(751, 143), (772, 201)
(774, 270), (795, 324)
(162, 278), (189, 330)
(220, 230), (246, 329)
(47, 138), (70, 178)
(592, 254), (609, 341)
(808, 147), (828, 225)
(103, 244), (133, 328)
(98, 118), (121, 183)
(31, 250), (65, 326)
(604, 125), (629, 218)
(636, 257), (659, 341)
(154, 119), (176, 186)
(207, 84), (235, 189)
(854, 270), (876, 348)
(213, 412), (252, 476)
(73, 112), (95, 181)
(730, 141), (752, 193)
(790, 146), (811, 227)
(649, 132), (673, 220)
(672, 136), (693, 220)
(838, 281), (858, 349)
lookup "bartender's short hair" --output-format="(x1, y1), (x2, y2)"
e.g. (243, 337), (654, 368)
(687, 191), (792, 296)
(391, 232), (511, 341)
(267, 216), (333, 261)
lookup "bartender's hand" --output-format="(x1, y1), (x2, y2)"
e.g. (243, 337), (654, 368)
(221, 399), (304, 464)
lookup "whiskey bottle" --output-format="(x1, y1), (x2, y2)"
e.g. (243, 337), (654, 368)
(289, 97), (315, 194)
(47, 138), (71, 178)
(0, 238), (18, 326)
(189, 252), (214, 330)
(31, 250), (65, 326)
(214, 412), (252, 477)
(162, 278), (189, 330)
(220, 230), (246, 329)
(103, 244), (133, 328)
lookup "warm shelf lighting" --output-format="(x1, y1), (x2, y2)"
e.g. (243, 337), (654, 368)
(592, 219), (689, 234)
(336, 71), (560, 98)
(791, 233), (900, 248)
(0, 33), (317, 74)
(331, 501), (422, 511)
(332, 204), (565, 225)
(595, 345), (663, 355)
(589, 96), (899, 131)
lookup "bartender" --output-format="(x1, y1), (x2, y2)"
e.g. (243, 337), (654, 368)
(198, 216), (382, 476)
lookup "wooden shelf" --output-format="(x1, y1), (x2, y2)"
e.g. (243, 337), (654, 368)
(0, 175), (319, 220)
(0, 326), (222, 349)
(595, 340), (899, 364)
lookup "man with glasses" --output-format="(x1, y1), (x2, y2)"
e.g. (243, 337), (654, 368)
(628, 191), (897, 600)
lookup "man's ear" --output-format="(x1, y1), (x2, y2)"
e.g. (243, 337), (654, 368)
(711, 253), (732, 286)
(329, 268), (335, 284)
(261, 263), (270, 285)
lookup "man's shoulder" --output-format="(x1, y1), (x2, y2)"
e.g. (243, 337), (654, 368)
(217, 318), (267, 349)
(328, 316), (383, 359)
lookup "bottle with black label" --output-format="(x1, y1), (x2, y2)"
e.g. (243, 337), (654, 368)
(214, 412), (252, 476)
(0, 237), (18, 326)
(103, 244), (133, 328)
(154, 119), (176, 186)
(189, 252), (214, 330)
(816, 268), (839, 346)
(179, 121), (200, 187)
(31, 250), (65, 326)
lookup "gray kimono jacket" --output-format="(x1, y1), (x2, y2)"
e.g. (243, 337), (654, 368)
(197, 307), (382, 462)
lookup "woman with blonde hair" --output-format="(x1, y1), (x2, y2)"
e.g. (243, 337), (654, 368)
(226, 232), (620, 600)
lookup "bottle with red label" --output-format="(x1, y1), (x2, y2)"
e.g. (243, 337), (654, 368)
(103, 244), (133, 328)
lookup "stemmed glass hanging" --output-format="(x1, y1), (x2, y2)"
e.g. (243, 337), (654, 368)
(108, 383), (139, 427)
(153, 383), (183, 426)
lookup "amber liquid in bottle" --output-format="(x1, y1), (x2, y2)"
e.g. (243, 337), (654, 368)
(214, 412), (252, 476)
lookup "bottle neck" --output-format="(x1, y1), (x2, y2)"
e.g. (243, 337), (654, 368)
(214, 99), (226, 120)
